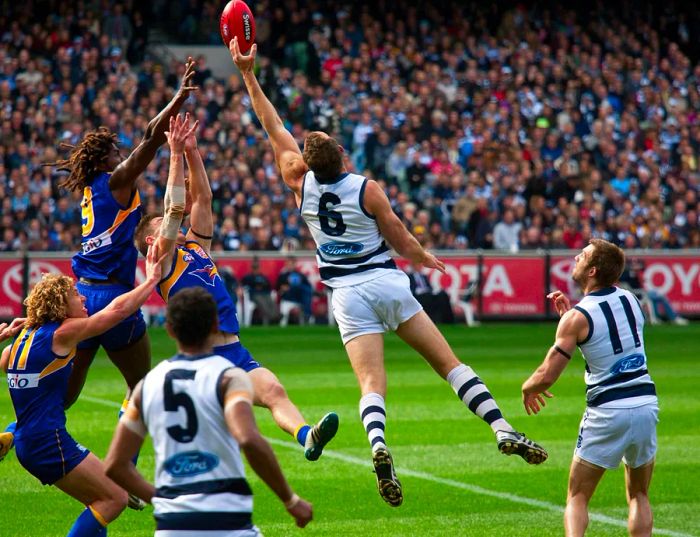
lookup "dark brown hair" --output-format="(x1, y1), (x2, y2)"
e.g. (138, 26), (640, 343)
(134, 213), (161, 256)
(166, 287), (218, 347)
(51, 127), (117, 191)
(587, 239), (625, 287)
(303, 132), (343, 179)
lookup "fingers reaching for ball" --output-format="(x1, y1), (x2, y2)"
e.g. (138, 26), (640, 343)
(230, 36), (257, 73)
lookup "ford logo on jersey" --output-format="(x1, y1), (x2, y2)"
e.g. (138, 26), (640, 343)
(609, 353), (645, 375)
(319, 241), (364, 256)
(164, 451), (219, 477)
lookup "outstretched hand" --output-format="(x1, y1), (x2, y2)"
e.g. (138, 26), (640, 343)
(165, 113), (200, 154)
(547, 290), (572, 317)
(144, 243), (169, 283)
(229, 36), (257, 73)
(523, 390), (554, 415)
(177, 57), (199, 99)
(0, 318), (26, 343)
(420, 252), (446, 274)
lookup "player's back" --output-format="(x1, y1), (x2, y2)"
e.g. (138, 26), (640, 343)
(141, 354), (253, 533)
(300, 171), (395, 288)
(157, 241), (240, 335)
(574, 286), (656, 407)
(6, 322), (75, 436)
(72, 172), (142, 286)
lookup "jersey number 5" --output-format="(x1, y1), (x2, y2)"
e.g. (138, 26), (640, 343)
(318, 193), (346, 236)
(164, 369), (198, 443)
(81, 186), (95, 237)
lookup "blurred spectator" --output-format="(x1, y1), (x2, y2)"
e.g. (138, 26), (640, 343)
(241, 257), (278, 325)
(276, 257), (313, 325)
(407, 262), (455, 324)
(619, 259), (689, 325)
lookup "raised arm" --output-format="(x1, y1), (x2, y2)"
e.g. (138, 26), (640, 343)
(521, 308), (589, 415)
(220, 368), (312, 528)
(153, 114), (199, 274)
(108, 58), (198, 201)
(363, 180), (445, 273)
(229, 38), (308, 202)
(105, 381), (155, 503)
(184, 129), (213, 254)
(53, 245), (164, 353)
(0, 318), (25, 344)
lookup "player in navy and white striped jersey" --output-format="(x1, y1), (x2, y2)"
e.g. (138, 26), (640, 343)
(105, 288), (312, 536)
(522, 239), (658, 537)
(230, 37), (547, 509)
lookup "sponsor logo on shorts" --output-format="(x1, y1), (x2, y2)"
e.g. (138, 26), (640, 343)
(164, 451), (219, 477)
(319, 241), (364, 256)
(609, 353), (645, 375)
(7, 373), (40, 389)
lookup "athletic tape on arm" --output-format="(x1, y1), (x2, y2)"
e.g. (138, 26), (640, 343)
(120, 404), (147, 438)
(223, 369), (254, 410)
(161, 185), (186, 240)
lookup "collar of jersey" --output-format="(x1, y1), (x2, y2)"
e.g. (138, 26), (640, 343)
(170, 352), (215, 362)
(316, 172), (349, 184)
(586, 286), (617, 297)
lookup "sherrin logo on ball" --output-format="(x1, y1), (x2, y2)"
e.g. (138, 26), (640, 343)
(220, 0), (256, 52)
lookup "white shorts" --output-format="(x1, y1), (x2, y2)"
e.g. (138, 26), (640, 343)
(574, 403), (659, 469)
(330, 270), (423, 344)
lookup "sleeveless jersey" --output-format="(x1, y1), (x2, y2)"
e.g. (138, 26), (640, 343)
(6, 323), (75, 435)
(157, 241), (239, 335)
(72, 172), (142, 286)
(300, 171), (396, 288)
(574, 286), (656, 407)
(141, 354), (253, 533)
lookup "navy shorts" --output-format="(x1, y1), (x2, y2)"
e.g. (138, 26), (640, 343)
(16, 428), (90, 485)
(76, 281), (147, 351)
(213, 341), (262, 372)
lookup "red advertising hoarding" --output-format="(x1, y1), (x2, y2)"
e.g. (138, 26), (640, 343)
(0, 253), (698, 318)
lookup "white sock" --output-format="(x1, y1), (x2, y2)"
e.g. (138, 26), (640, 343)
(446, 364), (513, 433)
(359, 392), (386, 452)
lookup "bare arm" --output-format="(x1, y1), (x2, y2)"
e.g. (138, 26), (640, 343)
(52, 245), (164, 354)
(105, 382), (155, 502)
(184, 133), (213, 254)
(221, 369), (312, 528)
(521, 308), (588, 414)
(363, 180), (445, 272)
(229, 39), (307, 202)
(108, 58), (197, 202)
(0, 318), (25, 344)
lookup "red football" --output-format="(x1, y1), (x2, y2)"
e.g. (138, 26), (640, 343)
(220, 0), (256, 53)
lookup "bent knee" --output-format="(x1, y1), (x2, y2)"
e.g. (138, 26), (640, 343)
(256, 380), (289, 407)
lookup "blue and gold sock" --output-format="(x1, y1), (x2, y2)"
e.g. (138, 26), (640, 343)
(66, 506), (107, 537)
(294, 424), (311, 447)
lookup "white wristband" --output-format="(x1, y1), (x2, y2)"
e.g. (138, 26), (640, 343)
(284, 493), (300, 509)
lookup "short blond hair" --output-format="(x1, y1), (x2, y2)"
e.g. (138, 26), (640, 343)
(24, 274), (74, 328)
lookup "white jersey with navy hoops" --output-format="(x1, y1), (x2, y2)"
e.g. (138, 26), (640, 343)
(141, 354), (259, 537)
(300, 170), (396, 288)
(574, 286), (657, 408)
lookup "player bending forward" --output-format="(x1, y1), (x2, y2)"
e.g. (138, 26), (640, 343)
(522, 239), (658, 537)
(230, 37), (547, 508)
(133, 113), (337, 461)
(106, 287), (313, 536)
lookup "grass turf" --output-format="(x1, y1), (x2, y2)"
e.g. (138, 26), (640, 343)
(0, 322), (698, 537)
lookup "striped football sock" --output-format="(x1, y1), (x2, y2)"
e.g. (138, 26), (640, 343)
(360, 393), (386, 452)
(447, 364), (513, 433)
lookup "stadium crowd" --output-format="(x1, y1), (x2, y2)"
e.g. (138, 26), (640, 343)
(1, 1), (700, 254)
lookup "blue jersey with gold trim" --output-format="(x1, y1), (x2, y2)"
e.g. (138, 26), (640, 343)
(6, 323), (75, 435)
(72, 172), (142, 285)
(157, 241), (240, 335)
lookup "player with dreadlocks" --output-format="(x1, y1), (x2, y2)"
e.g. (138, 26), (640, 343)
(0, 59), (198, 506)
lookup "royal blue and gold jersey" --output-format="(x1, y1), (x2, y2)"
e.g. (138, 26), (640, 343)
(6, 323), (75, 436)
(72, 172), (142, 285)
(157, 241), (240, 335)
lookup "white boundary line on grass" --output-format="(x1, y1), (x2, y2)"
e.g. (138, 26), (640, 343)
(80, 395), (695, 537)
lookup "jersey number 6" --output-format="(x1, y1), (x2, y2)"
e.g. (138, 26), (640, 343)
(318, 193), (347, 236)
(164, 369), (199, 443)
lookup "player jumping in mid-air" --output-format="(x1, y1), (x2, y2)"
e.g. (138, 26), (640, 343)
(230, 37), (547, 507)
(1, 244), (164, 536)
(523, 239), (658, 537)
(133, 113), (338, 462)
